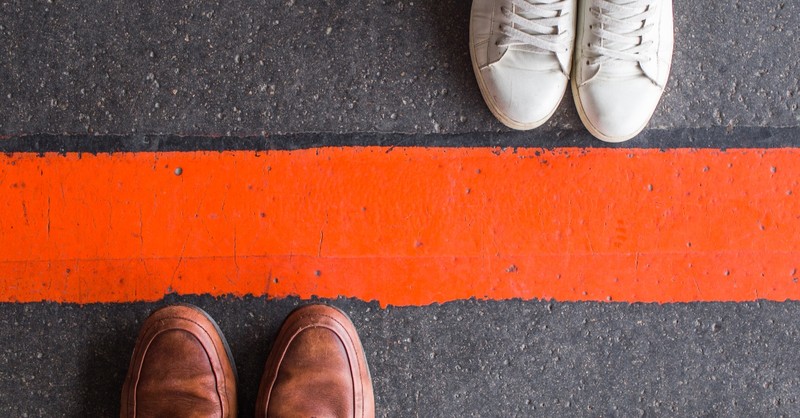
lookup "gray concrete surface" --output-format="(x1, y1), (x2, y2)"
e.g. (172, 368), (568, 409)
(1, 0), (798, 136)
(2, 297), (800, 417)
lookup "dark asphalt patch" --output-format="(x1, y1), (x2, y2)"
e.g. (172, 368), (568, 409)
(1, 127), (799, 153)
(2, 296), (799, 417)
(1, 0), (798, 136)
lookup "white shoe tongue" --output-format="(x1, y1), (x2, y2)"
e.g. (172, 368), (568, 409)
(515, 0), (560, 35)
(509, 0), (567, 66)
(600, 61), (642, 78)
(597, 0), (649, 78)
(607, 0), (648, 13)
(505, 48), (561, 71)
(516, 0), (561, 20)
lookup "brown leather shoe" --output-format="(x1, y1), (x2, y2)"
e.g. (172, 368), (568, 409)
(256, 304), (375, 418)
(120, 304), (238, 418)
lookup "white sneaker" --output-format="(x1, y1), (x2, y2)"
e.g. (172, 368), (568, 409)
(572, 0), (674, 142)
(470, 0), (576, 130)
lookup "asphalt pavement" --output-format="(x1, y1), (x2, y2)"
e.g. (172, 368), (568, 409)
(3, 297), (800, 417)
(1, 0), (799, 416)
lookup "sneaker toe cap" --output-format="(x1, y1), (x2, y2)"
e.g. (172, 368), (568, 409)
(480, 64), (567, 130)
(577, 78), (664, 142)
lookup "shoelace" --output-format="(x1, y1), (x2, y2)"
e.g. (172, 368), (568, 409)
(497, 0), (573, 54)
(587, 0), (657, 65)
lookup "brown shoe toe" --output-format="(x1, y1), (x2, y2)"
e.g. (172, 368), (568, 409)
(256, 304), (374, 418)
(120, 304), (238, 418)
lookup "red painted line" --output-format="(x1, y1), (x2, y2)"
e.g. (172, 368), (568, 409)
(1, 148), (799, 306)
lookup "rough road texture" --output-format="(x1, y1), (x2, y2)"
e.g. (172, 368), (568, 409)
(2, 297), (800, 417)
(2, 1), (800, 417)
(1, 0), (798, 136)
